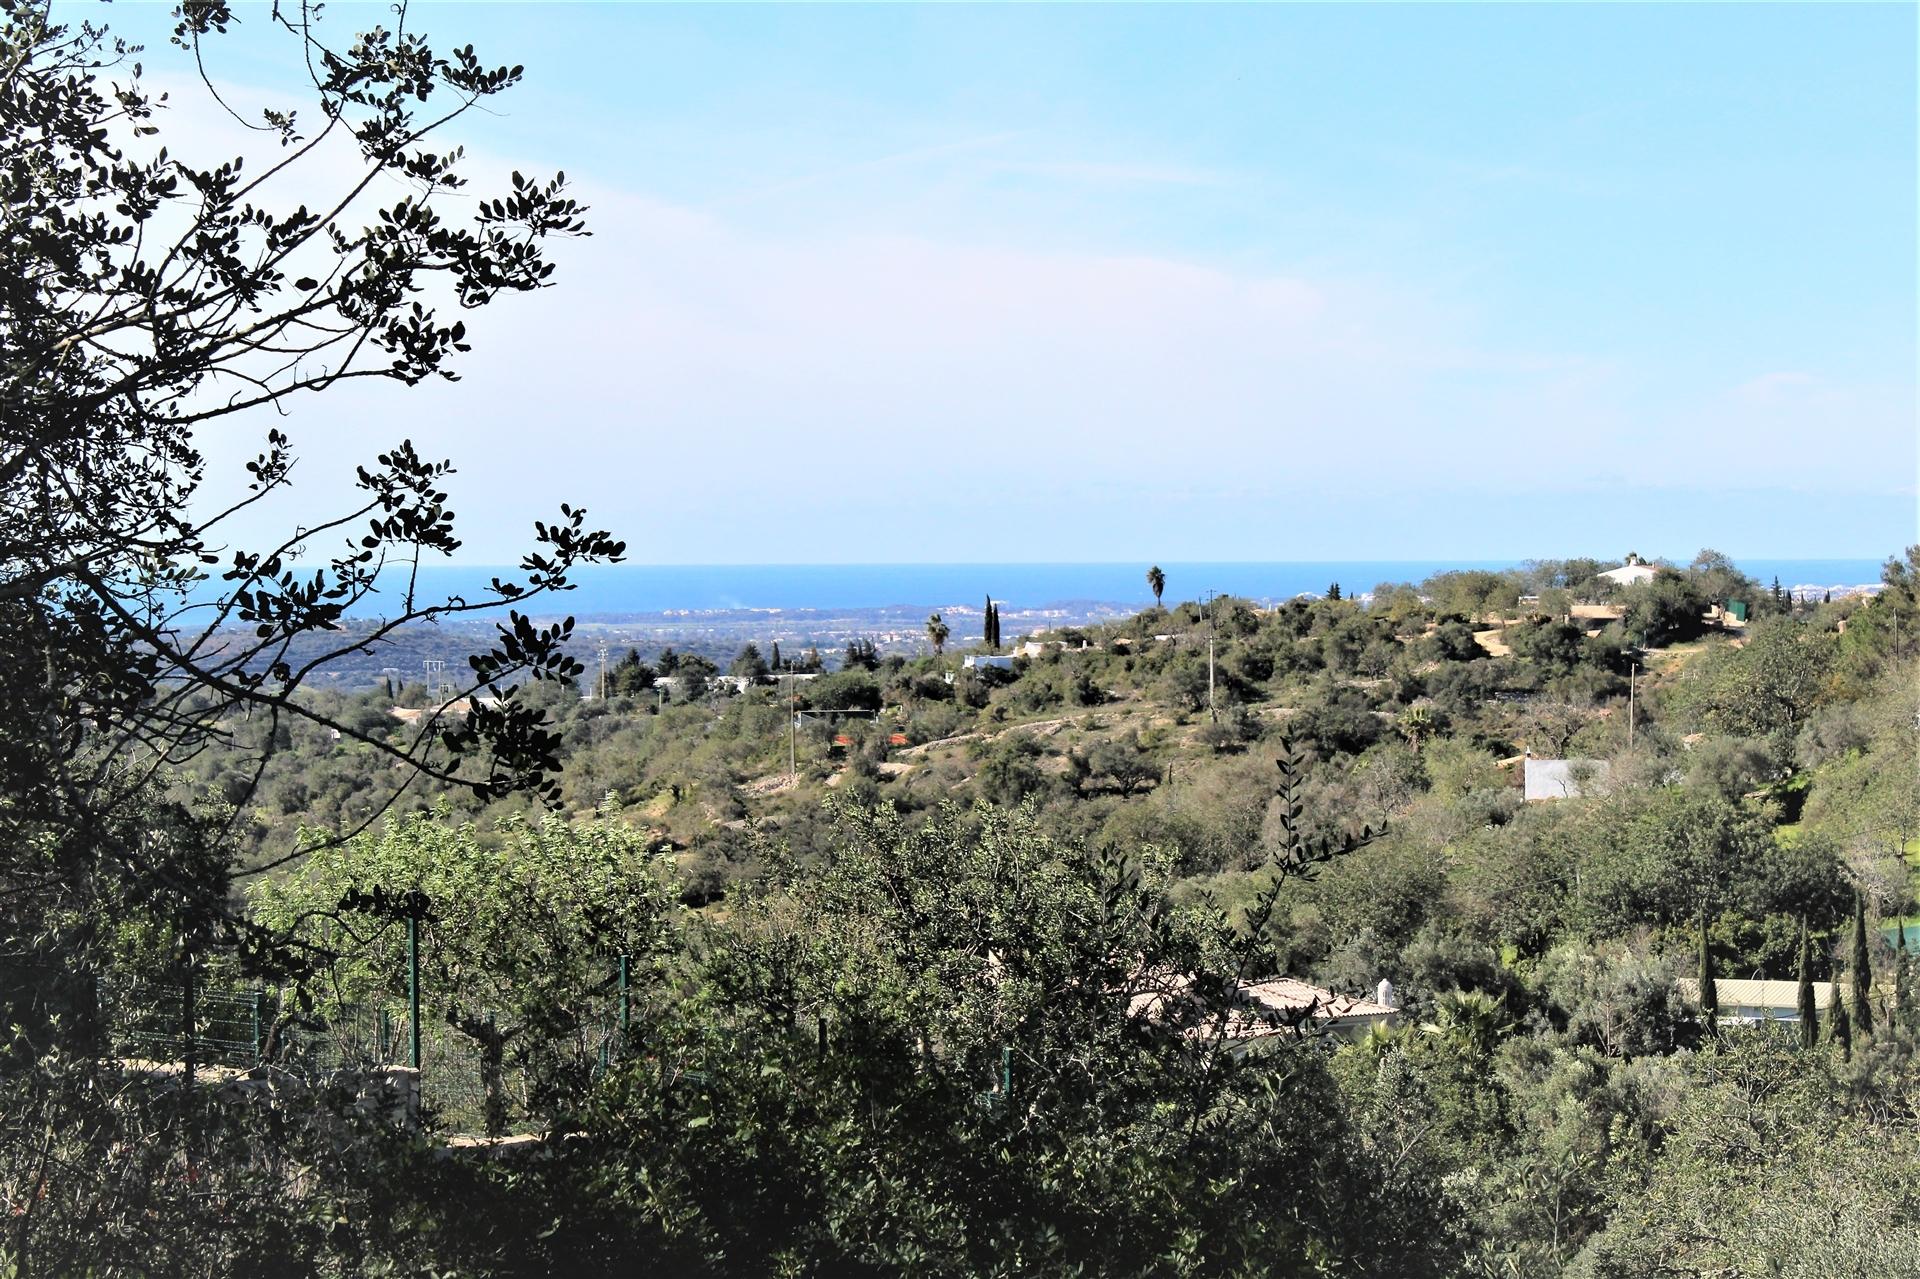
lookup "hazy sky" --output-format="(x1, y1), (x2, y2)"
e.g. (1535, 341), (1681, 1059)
(101, 2), (1916, 563)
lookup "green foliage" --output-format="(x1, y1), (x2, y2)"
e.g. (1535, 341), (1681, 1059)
(579, 800), (1423, 1277)
(253, 813), (677, 1132)
(1676, 618), (1836, 739)
(1619, 572), (1710, 647)
(1570, 1036), (1920, 1277)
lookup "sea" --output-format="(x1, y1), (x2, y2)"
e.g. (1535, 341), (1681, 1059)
(324, 558), (1890, 619)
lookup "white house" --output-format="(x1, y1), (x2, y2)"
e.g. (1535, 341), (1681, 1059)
(1598, 553), (1659, 588)
(963, 654), (1016, 672)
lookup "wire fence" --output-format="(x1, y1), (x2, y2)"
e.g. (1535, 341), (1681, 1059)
(96, 967), (635, 1136)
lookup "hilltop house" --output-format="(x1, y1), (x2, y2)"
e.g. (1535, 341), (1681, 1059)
(1598, 553), (1659, 588)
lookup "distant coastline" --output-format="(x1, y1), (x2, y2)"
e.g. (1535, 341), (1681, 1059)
(314, 558), (1892, 621)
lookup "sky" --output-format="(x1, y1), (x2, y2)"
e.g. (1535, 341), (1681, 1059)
(91, 2), (1918, 564)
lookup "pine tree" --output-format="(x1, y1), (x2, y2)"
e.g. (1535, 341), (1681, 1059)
(1851, 891), (1875, 1038)
(1697, 911), (1718, 1033)
(1797, 919), (1818, 1049)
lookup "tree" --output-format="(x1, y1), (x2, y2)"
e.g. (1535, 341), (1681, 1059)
(1327, 582), (1343, 602)
(730, 642), (770, 680)
(583, 795), (1408, 1277)
(1086, 733), (1159, 796)
(1620, 572), (1710, 647)
(671, 652), (717, 701)
(842, 636), (878, 671)
(1679, 617), (1835, 738)
(1397, 704), (1439, 753)
(252, 812), (676, 1135)
(2, 0), (621, 1047)
(1147, 565), (1165, 609)
(1850, 891), (1875, 1038)
(1797, 920), (1818, 1049)
(770, 640), (782, 671)
(608, 647), (656, 695)
(926, 611), (949, 655)
(1698, 910), (1719, 1032)
(1829, 978), (1853, 1060)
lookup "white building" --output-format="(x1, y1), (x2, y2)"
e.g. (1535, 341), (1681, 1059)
(1524, 756), (1611, 801)
(1598, 553), (1659, 588)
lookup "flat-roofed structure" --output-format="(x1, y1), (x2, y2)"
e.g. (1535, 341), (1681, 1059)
(1678, 977), (1837, 1025)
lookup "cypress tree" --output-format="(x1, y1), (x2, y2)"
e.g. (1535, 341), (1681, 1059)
(1895, 935), (1913, 1032)
(770, 641), (782, 671)
(1796, 919), (1818, 1050)
(1851, 891), (1875, 1037)
(1830, 977), (1853, 1060)
(1697, 911), (1718, 1033)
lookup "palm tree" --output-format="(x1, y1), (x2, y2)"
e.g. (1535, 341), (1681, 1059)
(926, 612), (949, 656)
(1421, 990), (1510, 1057)
(1146, 565), (1165, 609)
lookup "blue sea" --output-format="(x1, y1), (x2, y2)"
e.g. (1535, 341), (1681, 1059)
(323, 558), (1889, 619)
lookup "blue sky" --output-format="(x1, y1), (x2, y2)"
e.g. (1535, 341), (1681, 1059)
(100, 2), (1916, 562)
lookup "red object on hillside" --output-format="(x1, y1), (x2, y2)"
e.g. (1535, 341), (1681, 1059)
(887, 732), (909, 747)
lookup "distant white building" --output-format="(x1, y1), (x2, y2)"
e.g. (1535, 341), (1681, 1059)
(963, 654), (1015, 671)
(1524, 756), (1611, 801)
(1598, 553), (1659, 588)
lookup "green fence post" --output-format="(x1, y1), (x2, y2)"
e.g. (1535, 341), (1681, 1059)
(408, 913), (422, 1071)
(1001, 1045), (1011, 1098)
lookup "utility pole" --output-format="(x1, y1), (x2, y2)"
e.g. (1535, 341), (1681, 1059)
(596, 642), (610, 701)
(787, 659), (797, 779)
